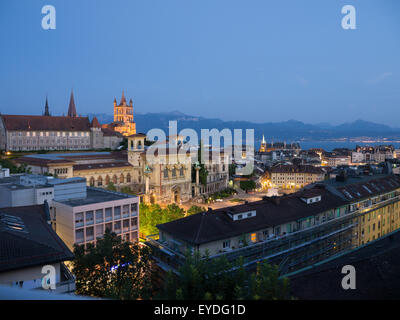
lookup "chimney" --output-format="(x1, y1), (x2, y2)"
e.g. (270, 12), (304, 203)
(336, 170), (347, 182)
(43, 200), (51, 224)
(268, 196), (281, 205)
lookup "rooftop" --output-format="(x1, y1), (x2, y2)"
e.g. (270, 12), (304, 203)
(157, 186), (347, 245)
(289, 228), (400, 300)
(56, 187), (136, 207)
(0, 205), (74, 273)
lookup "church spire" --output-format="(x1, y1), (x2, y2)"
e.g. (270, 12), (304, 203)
(120, 90), (126, 106)
(44, 95), (50, 116)
(68, 90), (77, 117)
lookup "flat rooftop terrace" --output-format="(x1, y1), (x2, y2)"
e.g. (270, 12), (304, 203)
(56, 187), (136, 207)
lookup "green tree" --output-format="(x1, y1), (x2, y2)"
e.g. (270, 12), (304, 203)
(139, 203), (186, 237)
(160, 252), (290, 300)
(240, 180), (256, 191)
(72, 230), (153, 300)
(186, 205), (206, 216)
(107, 182), (117, 191)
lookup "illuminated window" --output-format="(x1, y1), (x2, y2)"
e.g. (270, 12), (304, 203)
(251, 233), (257, 242)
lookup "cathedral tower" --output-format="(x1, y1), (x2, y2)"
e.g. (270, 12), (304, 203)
(113, 90), (136, 136)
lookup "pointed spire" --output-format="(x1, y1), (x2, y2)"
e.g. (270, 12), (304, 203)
(68, 90), (77, 117)
(91, 116), (101, 128)
(44, 95), (50, 116)
(262, 134), (266, 144)
(120, 90), (126, 106)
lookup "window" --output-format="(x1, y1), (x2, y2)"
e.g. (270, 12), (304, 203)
(75, 229), (84, 243)
(96, 209), (103, 223)
(105, 207), (112, 221)
(123, 205), (129, 217)
(222, 240), (230, 248)
(85, 211), (94, 225)
(164, 168), (168, 178)
(250, 233), (257, 243)
(114, 221), (121, 233)
(131, 217), (138, 228)
(180, 167), (184, 176)
(75, 212), (84, 227)
(131, 203), (138, 214)
(86, 227), (94, 241)
(95, 225), (103, 237)
(114, 206), (121, 219)
(123, 219), (130, 232)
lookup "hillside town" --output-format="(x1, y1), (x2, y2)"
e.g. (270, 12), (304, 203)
(1, 92), (400, 300)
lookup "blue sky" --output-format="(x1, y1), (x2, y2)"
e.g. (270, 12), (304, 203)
(0, 0), (399, 125)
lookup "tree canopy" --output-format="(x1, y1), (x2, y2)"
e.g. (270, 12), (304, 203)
(159, 251), (291, 300)
(72, 230), (153, 300)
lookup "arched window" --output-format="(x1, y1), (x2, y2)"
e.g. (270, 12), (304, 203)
(97, 176), (103, 186)
(137, 140), (142, 149)
(105, 175), (110, 185)
(121, 173), (126, 183)
(89, 177), (95, 187)
(130, 140), (134, 149)
(112, 175), (118, 184)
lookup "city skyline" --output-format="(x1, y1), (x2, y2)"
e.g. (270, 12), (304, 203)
(0, 0), (399, 125)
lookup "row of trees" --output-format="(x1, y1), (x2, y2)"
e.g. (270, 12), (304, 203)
(72, 232), (291, 300)
(0, 158), (31, 174)
(159, 251), (291, 300)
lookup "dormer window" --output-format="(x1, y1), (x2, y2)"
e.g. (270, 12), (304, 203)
(301, 195), (321, 204)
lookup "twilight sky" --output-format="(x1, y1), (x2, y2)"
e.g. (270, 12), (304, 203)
(0, 0), (399, 126)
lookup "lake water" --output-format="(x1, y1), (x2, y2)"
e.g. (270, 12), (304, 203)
(298, 141), (400, 151)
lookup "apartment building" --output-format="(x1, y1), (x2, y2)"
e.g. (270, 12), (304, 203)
(52, 187), (139, 250)
(322, 153), (351, 167)
(352, 145), (395, 164)
(148, 173), (400, 274)
(262, 164), (325, 190)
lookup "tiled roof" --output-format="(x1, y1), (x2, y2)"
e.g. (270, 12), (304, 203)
(0, 205), (74, 272)
(157, 186), (347, 245)
(101, 127), (123, 137)
(270, 164), (324, 174)
(1, 115), (91, 131)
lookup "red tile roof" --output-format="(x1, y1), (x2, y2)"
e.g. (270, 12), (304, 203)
(1, 115), (91, 131)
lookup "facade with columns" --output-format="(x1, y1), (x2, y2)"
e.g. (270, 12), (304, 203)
(193, 151), (230, 196)
(127, 134), (192, 204)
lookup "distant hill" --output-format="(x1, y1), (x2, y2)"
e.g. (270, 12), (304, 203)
(86, 112), (400, 142)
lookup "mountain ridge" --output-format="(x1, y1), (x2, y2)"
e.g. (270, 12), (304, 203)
(87, 112), (400, 141)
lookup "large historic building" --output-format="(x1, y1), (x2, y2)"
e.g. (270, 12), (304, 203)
(102, 91), (136, 137)
(127, 134), (193, 204)
(0, 92), (123, 151)
(262, 164), (326, 190)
